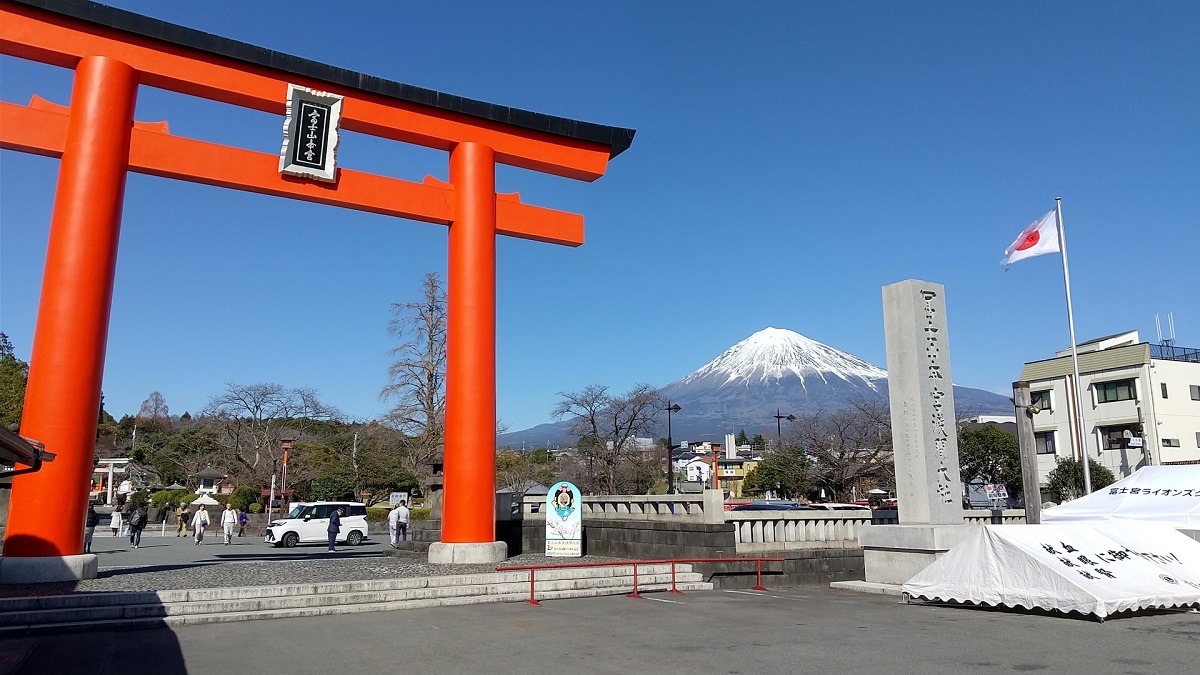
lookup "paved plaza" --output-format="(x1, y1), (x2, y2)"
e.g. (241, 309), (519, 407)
(0, 529), (614, 597)
(4, 584), (1197, 675)
(2, 529), (1197, 674)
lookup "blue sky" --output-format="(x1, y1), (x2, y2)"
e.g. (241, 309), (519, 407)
(2, 1), (1197, 434)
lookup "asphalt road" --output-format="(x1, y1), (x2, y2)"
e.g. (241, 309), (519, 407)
(86, 526), (386, 569)
(5, 585), (1196, 675)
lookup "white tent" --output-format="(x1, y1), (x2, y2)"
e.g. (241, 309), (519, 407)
(902, 523), (1200, 620)
(1042, 465), (1200, 537)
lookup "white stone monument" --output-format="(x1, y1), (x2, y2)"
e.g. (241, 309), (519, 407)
(859, 279), (974, 585)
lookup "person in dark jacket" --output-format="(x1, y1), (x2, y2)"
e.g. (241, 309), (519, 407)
(128, 504), (148, 548)
(327, 507), (343, 552)
(84, 504), (101, 553)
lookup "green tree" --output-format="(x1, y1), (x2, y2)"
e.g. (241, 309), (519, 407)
(958, 425), (1024, 499)
(228, 485), (259, 511)
(741, 446), (812, 499)
(1046, 458), (1116, 502)
(735, 429), (750, 447)
(749, 434), (766, 455)
(0, 332), (29, 428)
(311, 475), (355, 501)
(97, 393), (119, 439)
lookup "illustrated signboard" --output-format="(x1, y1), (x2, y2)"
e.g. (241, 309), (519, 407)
(984, 484), (1009, 500)
(390, 492), (409, 506)
(545, 481), (582, 557)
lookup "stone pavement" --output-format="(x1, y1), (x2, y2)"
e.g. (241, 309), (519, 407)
(0, 530), (623, 598)
(4, 585), (1197, 675)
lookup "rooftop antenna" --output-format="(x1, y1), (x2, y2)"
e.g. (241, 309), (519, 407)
(1156, 312), (1177, 347)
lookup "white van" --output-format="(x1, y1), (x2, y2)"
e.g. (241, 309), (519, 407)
(265, 501), (369, 548)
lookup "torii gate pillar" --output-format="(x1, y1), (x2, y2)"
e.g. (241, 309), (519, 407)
(0, 56), (136, 581)
(430, 142), (506, 563)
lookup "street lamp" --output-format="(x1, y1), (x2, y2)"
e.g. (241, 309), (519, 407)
(280, 436), (296, 506)
(773, 408), (795, 447)
(662, 401), (681, 494)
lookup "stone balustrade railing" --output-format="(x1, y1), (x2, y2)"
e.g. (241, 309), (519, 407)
(730, 509), (1028, 553)
(522, 493), (720, 522)
(523, 493), (1026, 553)
(729, 511), (870, 552)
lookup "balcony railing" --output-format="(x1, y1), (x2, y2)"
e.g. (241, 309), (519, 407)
(1151, 343), (1200, 363)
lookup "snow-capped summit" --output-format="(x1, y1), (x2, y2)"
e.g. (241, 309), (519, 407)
(681, 327), (886, 392)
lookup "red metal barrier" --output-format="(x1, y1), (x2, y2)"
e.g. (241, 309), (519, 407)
(496, 557), (785, 606)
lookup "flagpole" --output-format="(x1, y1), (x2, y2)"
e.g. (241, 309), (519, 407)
(1055, 197), (1092, 495)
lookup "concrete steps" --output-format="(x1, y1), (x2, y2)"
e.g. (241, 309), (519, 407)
(1, 564), (711, 635)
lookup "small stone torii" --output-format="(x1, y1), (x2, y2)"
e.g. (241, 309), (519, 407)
(0, 0), (633, 579)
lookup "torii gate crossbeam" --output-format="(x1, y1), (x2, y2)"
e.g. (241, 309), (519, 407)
(0, 0), (633, 578)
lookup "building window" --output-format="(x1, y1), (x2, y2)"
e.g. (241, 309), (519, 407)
(1191, 384), (1200, 401)
(1162, 438), (1181, 448)
(1095, 379), (1137, 403)
(1161, 383), (1168, 399)
(1099, 424), (1141, 451)
(1030, 390), (1052, 411)
(1035, 431), (1056, 455)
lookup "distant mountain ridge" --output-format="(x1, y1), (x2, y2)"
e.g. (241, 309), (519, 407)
(497, 327), (1012, 447)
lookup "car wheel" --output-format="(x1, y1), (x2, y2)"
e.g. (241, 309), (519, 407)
(346, 531), (363, 546)
(281, 531), (299, 548)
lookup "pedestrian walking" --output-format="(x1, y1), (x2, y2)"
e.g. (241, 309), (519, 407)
(193, 505), (210, 544)
(221, 503), (237, 545)
(84, 504), (100, 553)
(388, 500), (410, 548)
(327, 507), (342, 552)
(109, 509), (122, 537)
(128, 504), (147, 548)
(237, 509), (249, 537)
(175, 503), (190, 537)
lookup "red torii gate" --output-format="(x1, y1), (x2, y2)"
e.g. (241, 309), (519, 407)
(0, 0), (632, 573)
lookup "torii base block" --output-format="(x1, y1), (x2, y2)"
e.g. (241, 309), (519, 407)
(428, 541), (508, 565)
(0, 554), (98, 584)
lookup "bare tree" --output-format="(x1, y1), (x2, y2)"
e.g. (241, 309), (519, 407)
(202, 382), (340, 486)
(495, 449), (555, 493)
(791, 397), (894, 501)
(552, 384), (661, 494)
(381, 272), (447, 487)
(137, 391), (170, 423)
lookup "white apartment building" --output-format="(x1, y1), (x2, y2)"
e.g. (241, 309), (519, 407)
(1019, 330), (1200, 485)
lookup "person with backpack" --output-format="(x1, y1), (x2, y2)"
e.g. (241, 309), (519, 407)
(127, 504), (147, 548)
(193, 505), (211, 544)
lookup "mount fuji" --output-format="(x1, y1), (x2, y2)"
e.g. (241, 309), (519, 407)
(496, 327), (1013, 447)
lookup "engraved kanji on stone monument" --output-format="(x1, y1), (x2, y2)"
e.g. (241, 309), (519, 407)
(279, 83), (343, 182)
(882, 279), (965, 526)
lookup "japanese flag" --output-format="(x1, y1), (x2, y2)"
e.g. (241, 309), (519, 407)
(1002, 209), (1060, 269)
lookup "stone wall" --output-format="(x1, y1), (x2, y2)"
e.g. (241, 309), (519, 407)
(523, 518), (737, 559)
(694, 549), (866, 590)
